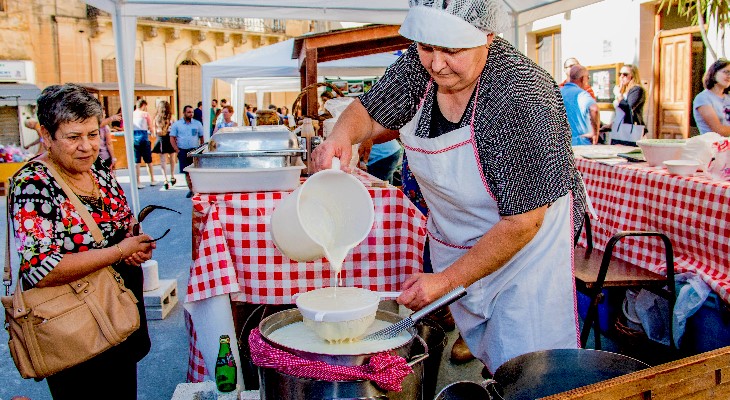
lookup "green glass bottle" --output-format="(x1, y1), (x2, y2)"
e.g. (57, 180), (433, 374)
(215, 335), (237, 392)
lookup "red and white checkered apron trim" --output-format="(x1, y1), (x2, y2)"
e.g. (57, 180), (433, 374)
(576, 158), (730, 303)
(248, 328), (413, 392)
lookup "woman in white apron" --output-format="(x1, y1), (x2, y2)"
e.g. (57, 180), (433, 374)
(313, 0), (586, 373)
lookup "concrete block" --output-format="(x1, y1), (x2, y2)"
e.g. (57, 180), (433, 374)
(171, 381), (257, 400)
(143, 278), (178, 320)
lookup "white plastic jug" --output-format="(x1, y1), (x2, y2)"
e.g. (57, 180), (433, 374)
(270, 158), (375, 268)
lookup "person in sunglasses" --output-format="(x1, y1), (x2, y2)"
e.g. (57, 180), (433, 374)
(313, 0), (586, 377)
(9, 83), (156, 399)
(611, 64), (647, 145)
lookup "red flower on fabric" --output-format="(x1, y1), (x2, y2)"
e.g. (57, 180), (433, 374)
(16, 208), (49, 239)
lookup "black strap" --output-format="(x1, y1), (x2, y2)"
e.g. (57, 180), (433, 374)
(3, 182), (12, 295)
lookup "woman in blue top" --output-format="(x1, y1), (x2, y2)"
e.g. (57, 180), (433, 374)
(693, 59), (730, 136)
(213, 105), (238, 133)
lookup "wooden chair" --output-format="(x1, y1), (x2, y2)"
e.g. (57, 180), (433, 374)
(574, 214), (675, 349)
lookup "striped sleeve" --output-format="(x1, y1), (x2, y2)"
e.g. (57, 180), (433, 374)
(359, 43), (430, 130)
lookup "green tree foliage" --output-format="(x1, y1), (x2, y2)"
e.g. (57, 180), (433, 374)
(658, 0), (729, 60)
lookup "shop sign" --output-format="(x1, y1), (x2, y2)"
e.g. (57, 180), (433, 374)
(0, 61), (28, 82)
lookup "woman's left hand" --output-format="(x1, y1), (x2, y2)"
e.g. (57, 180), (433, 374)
(123, 241), (156, 266)
(397, 272), (453, 311)
(120, 230), (157, 266)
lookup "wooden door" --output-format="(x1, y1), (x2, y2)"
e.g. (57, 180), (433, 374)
(655, 33), (693, 139)
(177, 63), (201, 116)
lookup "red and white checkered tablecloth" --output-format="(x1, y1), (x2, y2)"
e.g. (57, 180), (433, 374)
(576, 158), (730, 304)
(185, 170), (427, 382)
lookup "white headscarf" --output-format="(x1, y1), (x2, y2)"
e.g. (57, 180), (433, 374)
(399, 0), (510, 48)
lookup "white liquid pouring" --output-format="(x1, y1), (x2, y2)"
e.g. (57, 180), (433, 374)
(298, 195), (354, 285)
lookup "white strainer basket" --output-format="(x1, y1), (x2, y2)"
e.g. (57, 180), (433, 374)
(296, 287), (380, 343)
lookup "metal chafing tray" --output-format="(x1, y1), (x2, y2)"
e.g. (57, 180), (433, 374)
(189, 126), (305, 169)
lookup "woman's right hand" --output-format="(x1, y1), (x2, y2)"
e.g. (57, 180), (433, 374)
(118, 235), (156, 267)
(312, 135), (353, 173)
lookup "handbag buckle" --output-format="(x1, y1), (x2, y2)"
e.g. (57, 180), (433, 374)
(72, 280), (90, 294)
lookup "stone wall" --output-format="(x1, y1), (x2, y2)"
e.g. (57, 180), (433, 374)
(1, 0), (303, 102)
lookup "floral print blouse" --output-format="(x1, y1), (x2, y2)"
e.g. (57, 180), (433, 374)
(401, 154), (428, 216)
(10, 159), (134, 288)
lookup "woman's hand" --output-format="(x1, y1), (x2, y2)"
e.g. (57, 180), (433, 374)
(312, 135), (353, 173)
(397, 272), (453, 311)
(118, 235), (156, 267)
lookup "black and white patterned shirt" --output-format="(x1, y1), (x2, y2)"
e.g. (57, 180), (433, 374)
(360, 37), (586, 236)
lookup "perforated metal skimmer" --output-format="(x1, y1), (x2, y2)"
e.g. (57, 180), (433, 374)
(363, 286), (467, 341)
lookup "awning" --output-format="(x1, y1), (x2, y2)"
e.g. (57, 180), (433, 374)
(0, 83), (41, 106)
(75, 82), (174, 97)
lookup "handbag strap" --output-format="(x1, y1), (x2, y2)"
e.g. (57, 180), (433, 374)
(37, 160), (104, 244)
(4, 186), (12, 295)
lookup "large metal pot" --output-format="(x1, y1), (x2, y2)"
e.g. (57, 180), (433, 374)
(257, 309), (429, 400)
(190, 126), (304, 169)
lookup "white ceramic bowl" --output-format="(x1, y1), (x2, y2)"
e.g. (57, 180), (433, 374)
(663, 159), (700, 177)
(637, 139), (687, 167)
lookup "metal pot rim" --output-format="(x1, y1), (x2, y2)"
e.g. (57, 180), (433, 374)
(259, 309), (417, 363)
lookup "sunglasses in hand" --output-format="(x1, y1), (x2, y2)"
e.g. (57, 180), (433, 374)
(132, 205), (181, 243)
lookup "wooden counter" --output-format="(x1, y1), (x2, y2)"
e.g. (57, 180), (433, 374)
(111, 132), (161, 170)
(0, 162), (25, 196)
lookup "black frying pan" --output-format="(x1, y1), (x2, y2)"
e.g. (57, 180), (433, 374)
(492, 348), (649, 399)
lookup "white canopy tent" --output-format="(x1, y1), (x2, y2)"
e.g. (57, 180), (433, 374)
(83, 0), (582, 215)
(201, 38), (399, 134)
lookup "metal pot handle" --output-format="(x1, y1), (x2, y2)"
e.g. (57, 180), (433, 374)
(481, 379), (506, 400)
(188, 143), (208, 155)
(407, 353), (429, 368)
(406, 333), (430, 367)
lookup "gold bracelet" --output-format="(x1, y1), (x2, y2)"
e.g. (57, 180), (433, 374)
(114, 244), (125, 264)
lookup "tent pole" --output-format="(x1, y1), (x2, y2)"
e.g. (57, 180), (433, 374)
(202, 70), (213, 140)
(111, 5), (140, 215)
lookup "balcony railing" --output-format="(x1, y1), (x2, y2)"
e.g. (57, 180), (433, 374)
(173, 17), (286, 33)
(86, 7), (286, 34)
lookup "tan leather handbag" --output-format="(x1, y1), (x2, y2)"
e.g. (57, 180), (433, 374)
(2, 161), (140, 379)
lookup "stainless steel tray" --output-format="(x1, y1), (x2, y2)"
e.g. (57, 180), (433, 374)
(209, 126), (300, 152)
(193, 126), (305, 169)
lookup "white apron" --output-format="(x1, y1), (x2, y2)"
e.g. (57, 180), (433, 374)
(399, 80), (579, 372)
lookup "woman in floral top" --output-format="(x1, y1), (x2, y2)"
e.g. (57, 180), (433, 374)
(10, 84), (155, 399)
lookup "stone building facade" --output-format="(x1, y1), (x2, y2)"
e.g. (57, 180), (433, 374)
(0, 0), (322, 127)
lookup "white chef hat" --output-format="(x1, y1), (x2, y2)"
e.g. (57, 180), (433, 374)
(399, 0), (510, 49)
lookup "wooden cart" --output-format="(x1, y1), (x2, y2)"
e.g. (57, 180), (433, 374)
(544, 346), (730, 399)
